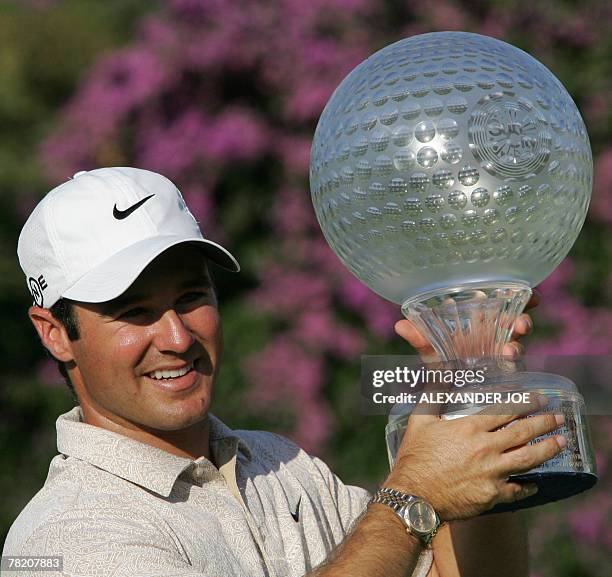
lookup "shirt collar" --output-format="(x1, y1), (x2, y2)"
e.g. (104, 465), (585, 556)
(56, 406), (252, 498)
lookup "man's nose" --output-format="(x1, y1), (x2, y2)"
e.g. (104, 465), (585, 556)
(152, 309), (195, 354)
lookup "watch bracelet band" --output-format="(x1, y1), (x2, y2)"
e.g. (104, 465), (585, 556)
(369, 487), (440, 546)
(369, 486), (417, 510)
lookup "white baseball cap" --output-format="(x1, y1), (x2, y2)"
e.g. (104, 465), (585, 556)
(17, 167), (240, 309)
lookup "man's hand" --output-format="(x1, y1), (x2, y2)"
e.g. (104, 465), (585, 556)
(384, 396), (565, 521)
(394, 290), (540, 362)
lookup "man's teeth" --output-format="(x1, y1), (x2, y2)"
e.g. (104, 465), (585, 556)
(149, 362), (193, 380)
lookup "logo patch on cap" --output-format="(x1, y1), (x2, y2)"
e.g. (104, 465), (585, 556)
(29, 274), (48, 307)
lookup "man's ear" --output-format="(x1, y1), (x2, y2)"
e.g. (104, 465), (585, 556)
(28, 306), (75, 363)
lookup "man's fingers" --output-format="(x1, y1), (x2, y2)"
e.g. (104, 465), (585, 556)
(500, 435), (566, 476)
(524, 289), (541, 311)
(504, 313), (533, 356)
(466, 394), (547, 432)
(493, 412), (564, 451)
(394, 319), (438, 361)
(511, 314), (533, 338)
(503, 340), (525, 360)
(496, 482), (539, 505)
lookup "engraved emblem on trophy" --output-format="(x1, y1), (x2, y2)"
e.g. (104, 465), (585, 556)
(309, 32), (597, 513)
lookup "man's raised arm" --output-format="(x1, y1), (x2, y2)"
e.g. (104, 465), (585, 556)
(304, 392), (564, 577)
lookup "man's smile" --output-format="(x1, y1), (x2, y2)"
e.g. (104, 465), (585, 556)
(144, 360), (201, 392)
(147, 361), (194, 380)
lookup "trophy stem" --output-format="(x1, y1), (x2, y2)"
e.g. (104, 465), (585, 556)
(401, 282), (532, 366)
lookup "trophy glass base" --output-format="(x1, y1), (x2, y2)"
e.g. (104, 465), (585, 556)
(482, 371), (598, 514)
(385, 371), (597, 514)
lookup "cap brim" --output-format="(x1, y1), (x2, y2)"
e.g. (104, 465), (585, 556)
(62, 235), (239, 304)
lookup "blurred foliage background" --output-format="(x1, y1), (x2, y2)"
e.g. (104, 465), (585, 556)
(0, 1), (610, 575)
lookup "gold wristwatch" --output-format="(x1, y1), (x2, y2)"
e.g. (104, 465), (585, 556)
(370, 487), (441, 547)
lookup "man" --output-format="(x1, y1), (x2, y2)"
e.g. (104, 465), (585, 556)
(4, 167), (565, 576)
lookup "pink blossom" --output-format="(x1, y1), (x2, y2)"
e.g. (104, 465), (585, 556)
(584, 94), (609, 125)
(42, 48), (173, 180)
(410, 0), (469, 31)
(537, 259), (576, 297)
(243, 338), (324, 404)
(292, 309), (363, 359)
(554, 15), (598, 47)
(250, 267), (331, 315)
(595, 451), (608, 478)
(140, 17), (180, 48)
(292, 399), (333, 454)
(480, 9), (513, 38)
(242, 338), (333, 452)
(270, 187), (317, 235)
(339, 276), (398, 339)
(181, 182), (229, 244)
(66, 48), (171, 138)
(285, 82), (341, 123)
(273, 135), (313, 175)
(531, 259), (612, 355)
(203, 108), (269, 162)
(137, 108), (208, 176)
(40, 131), (97, 182)
(169, 0), (220, 18)
(568, 501), (609, 544)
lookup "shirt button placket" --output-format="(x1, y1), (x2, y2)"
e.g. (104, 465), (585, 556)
(240, 507), (278, 577)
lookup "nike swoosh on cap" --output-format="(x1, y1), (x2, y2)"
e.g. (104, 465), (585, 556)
(113, 194), (155, 220)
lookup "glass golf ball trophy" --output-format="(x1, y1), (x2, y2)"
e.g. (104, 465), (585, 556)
(310, 32), (596, 513)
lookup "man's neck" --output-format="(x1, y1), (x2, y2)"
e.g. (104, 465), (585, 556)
(80, 404), (213, 463)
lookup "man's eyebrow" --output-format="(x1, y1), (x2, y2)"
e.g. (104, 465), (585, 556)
(98, 294), (146, 316)
(99, 274), (212, 316)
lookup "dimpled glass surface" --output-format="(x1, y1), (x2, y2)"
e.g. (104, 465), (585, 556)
(310, 32), (592, 305)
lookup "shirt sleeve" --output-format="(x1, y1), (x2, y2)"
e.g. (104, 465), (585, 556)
(308, 455), (434, 577)
(309, 455), (371, 533)
(11, 506), (221, 577)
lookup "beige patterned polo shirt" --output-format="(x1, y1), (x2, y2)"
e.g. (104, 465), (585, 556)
(2, 407), (432, 577)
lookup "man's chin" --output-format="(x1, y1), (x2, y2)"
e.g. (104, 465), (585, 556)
(141, 398), (212, 432)
(149, 413), (209, 432)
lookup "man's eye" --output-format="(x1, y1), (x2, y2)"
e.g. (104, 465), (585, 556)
(119, 307), (147, 319)
(179, 291), (207, 304)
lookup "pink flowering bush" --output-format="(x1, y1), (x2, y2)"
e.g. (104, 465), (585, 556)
(26, 0), (612, 574)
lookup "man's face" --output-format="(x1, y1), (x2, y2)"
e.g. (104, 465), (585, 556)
(68, 244), (222, 432)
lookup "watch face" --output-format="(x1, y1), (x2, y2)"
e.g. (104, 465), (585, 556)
(407, 500), (437, 533)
